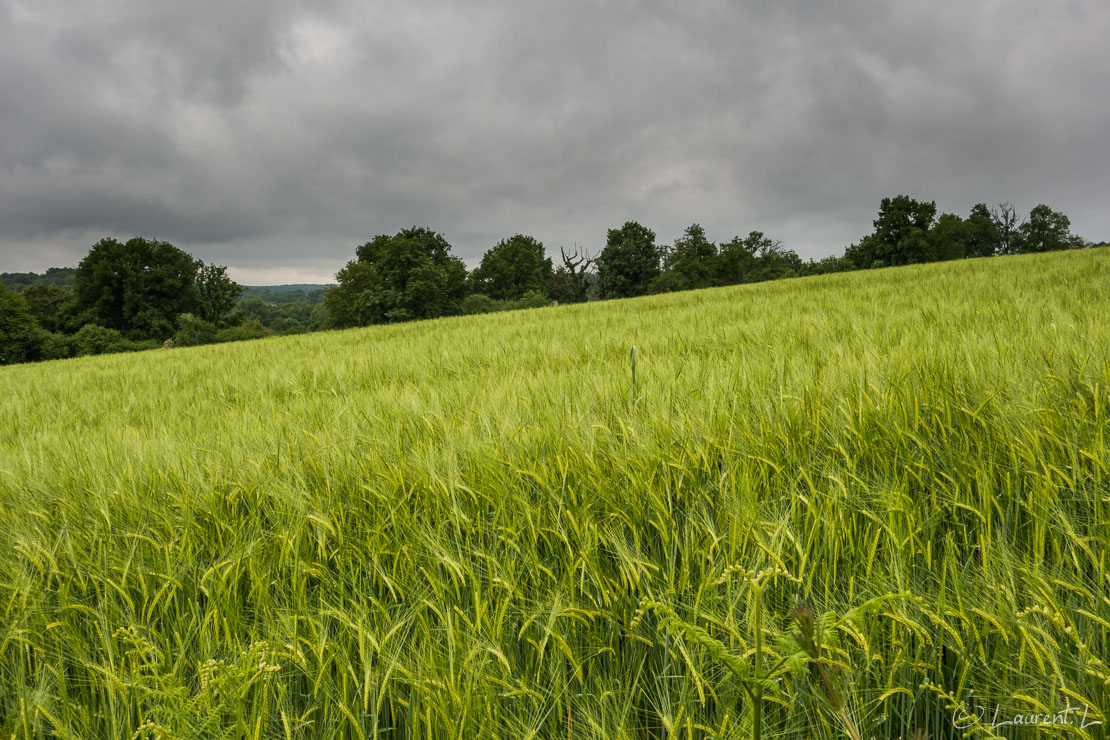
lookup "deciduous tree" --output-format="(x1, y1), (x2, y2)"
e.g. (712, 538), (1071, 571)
(324, 227), (467, 327)
(195, 262), (244, 326)
(661, 224), (717, 291)
(1018, 204), (1081, 253)
(470, 234), (553, 301)
(965, 204), (1001, 258)
(0, 284), (41, 365)
(73, 237), (200, 340)
(596, 221), (660, 299)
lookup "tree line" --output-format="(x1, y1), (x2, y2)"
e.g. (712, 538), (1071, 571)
(1, 198), (1103, 365)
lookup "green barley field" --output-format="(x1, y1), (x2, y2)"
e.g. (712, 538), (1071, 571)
(2, 249), (1108, 739)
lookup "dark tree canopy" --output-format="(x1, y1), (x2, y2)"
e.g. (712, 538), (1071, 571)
(195, 262), (244, 327)
(1018, 204), (1082, 253)
(470, 234), (553, 301)
(662, 224), (717, 291)
(20, 284), (74, 334)
(73, 238), (201, 340)
(325, 227), (467, 328)
(965, 204), (1001, 258)
(0, 284), (41, 365)
(928, 213), (969, 262)
(849, 195), (939, 268)
(596, 221), (660, 299)
(716, 234), (758, 285)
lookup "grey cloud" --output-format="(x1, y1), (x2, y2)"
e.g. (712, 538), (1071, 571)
(1, 0), (1107, 280)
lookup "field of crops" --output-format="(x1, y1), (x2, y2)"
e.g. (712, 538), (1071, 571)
(1, 248), (1108, 738)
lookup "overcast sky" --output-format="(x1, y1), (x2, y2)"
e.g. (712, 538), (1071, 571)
(1, 1), (1107, 284)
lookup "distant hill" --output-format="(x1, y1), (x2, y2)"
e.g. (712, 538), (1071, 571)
(0, 267), (77, 291)
(241, 284), (333, 305)
(0, 270), (331, 302)
(241, 283), (333, 293)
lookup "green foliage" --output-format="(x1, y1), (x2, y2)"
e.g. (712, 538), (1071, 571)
(661, 223), (717, 291)
(72, 323), (145, 356)
(36, 330), (75, 360)
(461, 293), (502, 315)
(596, 220), (660, 298)
(470, 234), (553, 300)
(240, 286), (329, 305)
(511, 289), (551, 310)
(0, 266), (77, 292)
(215, 320), (272, 343)
(73, 237), (201, 340)
(965, 203), (1001, 257)
(928, 212), (969, 261)
(462, 290), (552, 315)
(325, 227), (468, 328)
(745, 232), (803, 281)
(195, 263), (244, 326)
(717, 233), (758, 284)
(0, 284), (41, 365)
(19, 284), (74, 333)
(1018, 204), (1083, 253)
(237, 297), (323, 334)
(173, 313), (220, 347)
(800, 254), (854, 276)
(848, 195), (939, 268)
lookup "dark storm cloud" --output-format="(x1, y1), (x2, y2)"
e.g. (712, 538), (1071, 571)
(1, 0), (1107, 283)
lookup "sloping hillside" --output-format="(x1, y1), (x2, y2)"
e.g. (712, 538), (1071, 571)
(1, 249), (1107, 738)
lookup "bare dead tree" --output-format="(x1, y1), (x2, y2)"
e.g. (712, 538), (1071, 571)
(554, 245), (596, 303)
(990, 202), (1024, 255)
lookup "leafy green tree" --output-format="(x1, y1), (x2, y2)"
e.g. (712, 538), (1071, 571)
(661, 224), (717, 291)
(716, 235), (758, 285)
(0, 284), (42, 365)
(848, 196), (938, 268)
(324, 227), (468, 328)
(965, 204), (1001, 258)
(843, 235), (880, 270)
(1018, 204), (1082, 253)
(928, 213), (969, 261)
(748, 232), (803, 281)
(879, 196), (938, 265)
(20, 284), (74, 333)
(799, 255), (854, 276)
(323, 261), (375, 329)
(73, 238), (201, 340)
(196, 263), (244, 326)
(470, 234), (553, 301)
(596, 221), (660, 299)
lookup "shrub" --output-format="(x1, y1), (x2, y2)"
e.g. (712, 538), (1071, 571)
(173, 313), (219, 347)
(36, 330), (75, 360)
(73, 324), (131, 356)
(507, 290), (552, 310)
(215, 320), (273, 344)
(461, 294), (504, 315)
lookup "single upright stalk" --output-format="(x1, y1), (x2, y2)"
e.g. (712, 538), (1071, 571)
(752, 585), (763, 740)
(630, 345), (637, 402)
